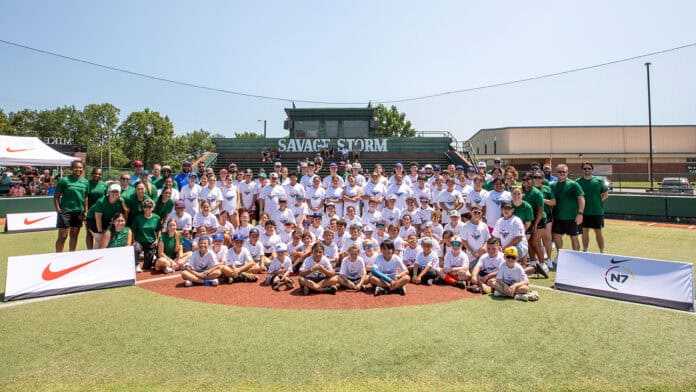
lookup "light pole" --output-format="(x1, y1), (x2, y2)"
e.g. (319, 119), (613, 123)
(645, 62), (654, 191)
(257, 120), (267, 138)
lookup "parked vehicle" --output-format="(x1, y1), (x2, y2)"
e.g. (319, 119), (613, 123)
(658, 177), (693, 194)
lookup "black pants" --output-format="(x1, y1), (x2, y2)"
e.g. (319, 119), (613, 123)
(134, 241), (157, 269)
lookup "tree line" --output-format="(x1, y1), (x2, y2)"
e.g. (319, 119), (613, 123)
(0, 104), (222, 169)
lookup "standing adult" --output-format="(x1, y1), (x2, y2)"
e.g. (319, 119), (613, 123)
(54, 160), (89, 252)
(551, 164), (585, 253)
(130, 160), (145, 183)
(174, 160), (194, 190)
(576, 162), (609, 253)
(132, 199), (162, 272)
(85, 168), (108, 249)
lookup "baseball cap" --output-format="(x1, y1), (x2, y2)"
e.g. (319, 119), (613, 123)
(274, 162), (282, 167)
(228, 163), (237, 169)
(259, 173), (267, 178)
(274, 243), (288, 252)
(205, 168), (214, 174)
(386, 194), (397, 200)
(353, 162), (361, 169)
(501, 201), (513, 209)
(311, 212), (322, 218)
(494, 157), (501, 162)
(188, 172), (198, 178)
(424, 164), (433, 169)
(140, 170), (150, 176)
(477, 161), (487, 168)
(133, 160), (144, 167)
(406, 195), (417, 201)
(421, 237), (433, 246)
(448, 210), (460, 217)
(467, 167), (477, 173)
(456, 165), (464, 170)
(161, 165), (172, 172)
(212, 233), (224, 242)
(174, 201), (185, 209)
(433, 164), (441, 171)
(504, 247), (518, 258)
(363, 226), (374, 232)
(108, 184), (121, 193)
(232, 233), (246, 241)
(339, 161), (346, 167)
(270, 172), (278, 178)
(394, 162), (403, 169)
(345, 163), (352, 169)
(308, 161), (315, 166)
(325, 202), (335, 207)
(278, 196), (288, 202)
(419, 195), (429, 201)
(300, 162), (308, 167)
(330, 162), (338, 168)
(249, 228), (259, 235)
(182, 160), (192, 166)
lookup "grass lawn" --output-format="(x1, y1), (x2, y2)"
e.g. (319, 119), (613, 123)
(1, 222), (695, 391)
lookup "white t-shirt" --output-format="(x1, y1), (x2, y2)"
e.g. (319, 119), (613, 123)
(300, 255), (334, 279)
(238, 181), (258, 210)
(402, 245), (422, 266)
(497, 261), (528, 285)
(180, 183), (202, 217)
(200, 186), (223, 215)
(462, 221), (491, 258)
(492, 215), (527, 249)
(225, 246), (253, 267)
(268, 255), (292, 276)
(259, 231), (282, 254)
(168, 211), (192, 231)
(220, 185), (239, 214)
(415, 250), (440, 270)
(244, 240), (264, 262)
(339, 256), (366, 279)
(483, 190), (511, 228)
(444, 251), (469, 270)
(361, 209), (382, 229)
(374, 254), (407, 279)
(187, 249), (218, 272)
(321, 241), (339, 262)
(192, 212), (218, 230)
(466, 189), (488, 210)
(476, 253), (504, 275)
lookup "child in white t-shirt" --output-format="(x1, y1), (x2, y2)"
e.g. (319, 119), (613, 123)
(490, 247), (539, 301)
(439, 236), (470, 289)
(264, 243), (294, 290)
(337, 244), (368, 291)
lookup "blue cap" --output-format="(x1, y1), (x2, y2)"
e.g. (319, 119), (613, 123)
(330, 162), (338, 168)
(394, 162), (403, 168)
(188, 172), (198, 178)
(433, 164), (441, 170)
(232, 233), (246, 241)
(467, 166), (477, 173)
(456, 165), (464, 170)
(212, 233), (224, 242)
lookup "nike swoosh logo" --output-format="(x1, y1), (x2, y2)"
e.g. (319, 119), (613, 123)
(41, 257), (103, 281)
(610, 258), (631, 264)
(6, 147), (32, 153)
(24, 216), (52, 225)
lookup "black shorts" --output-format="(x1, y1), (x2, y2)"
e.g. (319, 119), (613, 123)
(85, 217), (100, 233)
(582, 215), (604, 229)
(536, 216), (548, 229)
(305, 275), (325, 283)
(57, 211), (84, 229)
(552, 219), (581, 236)
(346, 276), (362, 285)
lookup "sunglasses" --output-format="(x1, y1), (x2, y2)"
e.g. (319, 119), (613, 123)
(522, 178), (532, 181)
(505, 255), (517, 260)
(583, 167), (593, 170)
(376, 224), (385, 228)
(143, 206), (154, 209)
(451, 241), (461, 247)
(471, 210), (482, 214)
(533, 176), (543, 179)
(557, 170), (567, 173)
(120, 177), (130, 181)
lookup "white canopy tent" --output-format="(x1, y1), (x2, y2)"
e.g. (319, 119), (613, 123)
(0, 135), (80, 167)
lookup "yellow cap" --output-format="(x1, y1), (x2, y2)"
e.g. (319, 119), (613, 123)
(504, 247), (518, 258)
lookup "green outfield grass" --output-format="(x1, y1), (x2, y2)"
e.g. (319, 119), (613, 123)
(1, 223), (695, 391)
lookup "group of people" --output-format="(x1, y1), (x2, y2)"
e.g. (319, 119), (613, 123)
(51, 155), (609, 301)
(2, 167), (58, 196)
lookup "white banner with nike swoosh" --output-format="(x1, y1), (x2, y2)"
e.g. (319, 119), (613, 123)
(4, 246), (135, 301)
(5, 211), (57, 232)
(555, 250), (694, 311)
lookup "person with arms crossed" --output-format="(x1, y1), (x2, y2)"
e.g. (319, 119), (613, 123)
(576, 162), (609, 253)
(551, 164), (585, 255)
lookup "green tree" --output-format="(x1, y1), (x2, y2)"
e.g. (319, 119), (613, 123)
(234, 131), (264, 139)
(0, 109), (18, 135)
(115, 109), (175, 168)
(81, 103), (120, 167)
(8, 109), (39, 136)
(373, 104), (416, 137)
(176, 129), (222, 159)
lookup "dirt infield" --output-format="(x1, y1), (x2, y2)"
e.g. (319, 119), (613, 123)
(136, 271), (476, 310)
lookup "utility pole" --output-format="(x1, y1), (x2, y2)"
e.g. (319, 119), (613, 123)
(645, 62), (654, 191)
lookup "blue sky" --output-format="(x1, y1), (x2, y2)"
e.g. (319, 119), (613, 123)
(1, 0), (695, 141)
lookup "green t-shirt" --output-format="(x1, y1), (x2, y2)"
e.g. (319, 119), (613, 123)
(121, 184), (135, 199)
(483, 181), (495, 191)
(55, 175), (89, 212)
(513, 200), (534, 223)
(90, 195), (127, 228)
(108, 226), (130, 248)
(141, 181), (157, 200)
(159, 232), (181, 259)
(576, 176), (608, 216)
(155, 198), (174, 221)
(535, 185), (555, 220)
(522, 186), (545, 220)
(551, 179), (585, 220)
(154, 177), (179, 190)
(132, 214), (161, 244)
(126, 194), (152, 226)
(87, 180), (108, 208)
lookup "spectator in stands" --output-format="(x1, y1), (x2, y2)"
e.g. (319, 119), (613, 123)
(9, 182), (26, 197)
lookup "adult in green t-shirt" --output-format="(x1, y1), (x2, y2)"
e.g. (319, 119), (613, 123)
(576, 162), (610, 253)
(101, 212), (132, 248)
(532, 170), (556, 270)
(86, 184), (130, 248)
(132, 198), (161, 272)
(54, 160), (89, 252)
(521, 172), (548, 271)
(126, 182), (151, 226)
(85, 168), (109, 249)
(154, 219), (191, 273)
(550, 164), (585, 253)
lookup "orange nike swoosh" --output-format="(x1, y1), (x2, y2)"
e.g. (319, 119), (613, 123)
(6, 147), (33, 153)
(41, 257), (103, 281)
(24, 216), (51, 225)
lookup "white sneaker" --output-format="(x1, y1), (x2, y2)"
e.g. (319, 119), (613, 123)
(228, 277), (235, 284)
(135, 265), (143, 273)
(540, 263), (549, 274)
(493, 290), (505, 297)
(527, 291), (540, 301)
(184, 280), (193, 287)
(514, 293), (529, 302)
(164, 267), (174, 274)
(209, 278), (219, 286)
(546, 259), (555, 270)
